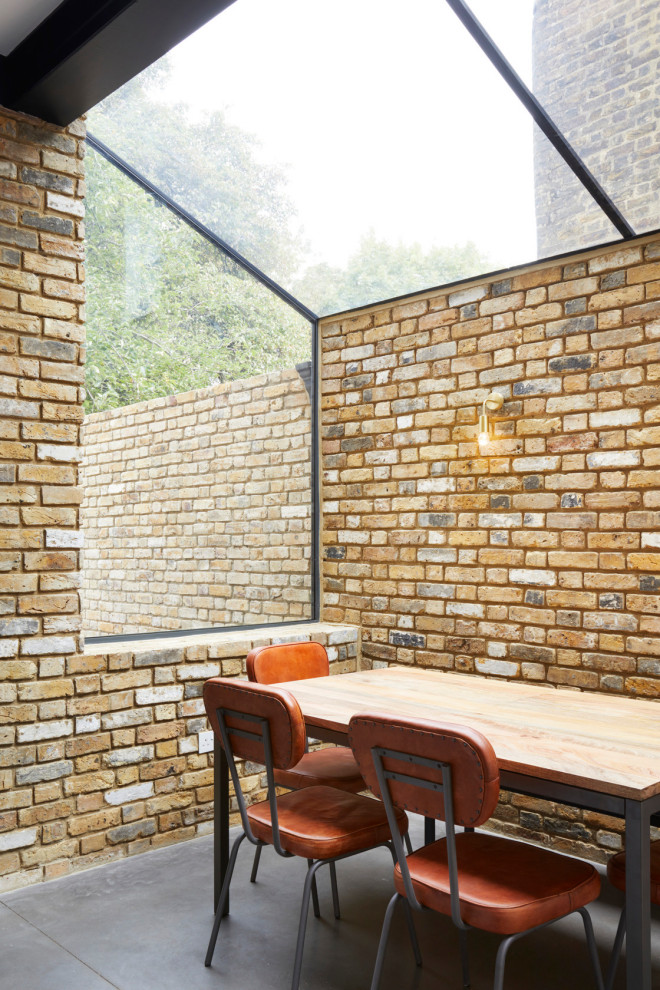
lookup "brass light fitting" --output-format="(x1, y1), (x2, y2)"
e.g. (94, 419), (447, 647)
(477, 391), (504, 446)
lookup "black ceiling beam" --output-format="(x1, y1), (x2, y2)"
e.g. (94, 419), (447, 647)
(444, 0), (635, 240)
(0, 0), (236, 126)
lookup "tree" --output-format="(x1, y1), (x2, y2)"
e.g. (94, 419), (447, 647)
(295, 231), (491, 316)
(87, 63), (303, 283)
(84, 63), (491, 412)
(84, 65), (311, 413)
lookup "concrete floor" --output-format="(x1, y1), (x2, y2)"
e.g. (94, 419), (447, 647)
(0, 817), (657, 990)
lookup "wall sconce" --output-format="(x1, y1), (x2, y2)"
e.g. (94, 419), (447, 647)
(478, 391), (504, 447)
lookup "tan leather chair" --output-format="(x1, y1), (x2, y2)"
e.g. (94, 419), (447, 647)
(604, 839), (660, 989)
(246, 640), (366, 888)
(203, 678), (409, 990)
(349, 712), (605, 990)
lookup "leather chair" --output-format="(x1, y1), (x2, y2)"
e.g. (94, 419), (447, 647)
(203, 678), (411, 990)
(349, 712), (605, 990)
(245, 640), (366, 885)
(604, 839), (660, 989)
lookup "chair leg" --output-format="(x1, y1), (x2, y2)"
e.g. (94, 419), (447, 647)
(605, 908), (626, 990)
(205, 832), (246, 967)
(371, 892), (402, 990)
(307, 858), (321, 918)
(492, 910), (605, 990)
(458, 927), (471, 989)
(250, 842), (263, 883)
(401, 897), (422, 967)
(329, 861), (340, 920)
(291, 860), (324, 990)
(404, 831), (413, 855)
(493, 933), (517, 990)
(578, 907), (605, 990)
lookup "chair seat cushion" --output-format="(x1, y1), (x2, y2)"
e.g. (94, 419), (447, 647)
(607, 840), (660, 903)
(394, 831), (600, 935)
(274, 746), (365, 793)
(248, 785), (408, 861)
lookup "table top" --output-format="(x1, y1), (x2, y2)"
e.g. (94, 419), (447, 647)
(277, 666), (660, 801)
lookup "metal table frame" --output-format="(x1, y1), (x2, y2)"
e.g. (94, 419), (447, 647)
(214, 722), (660, 990)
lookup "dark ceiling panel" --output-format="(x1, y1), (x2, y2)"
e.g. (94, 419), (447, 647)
(0, 0), (236, 126)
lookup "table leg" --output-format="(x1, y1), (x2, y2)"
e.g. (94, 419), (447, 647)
(213, 737), (229, 914)
(624, 798), (652, 990)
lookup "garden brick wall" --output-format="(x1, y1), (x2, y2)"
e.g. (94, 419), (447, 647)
(0, 623), (358, 891)
(81, 368), (312, 637)
(0, 107), (86, 886)
(320, 233), (660, 860)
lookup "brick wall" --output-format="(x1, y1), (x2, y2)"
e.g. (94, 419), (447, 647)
(0, 623), (357, 891)
(0, 108), (87, 884)
(533, 0), (660, 254)
(320, 234), (660, 860)
(81, 368), (313, 637)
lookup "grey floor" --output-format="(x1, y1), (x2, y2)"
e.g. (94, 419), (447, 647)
(0, 816), (657, 990)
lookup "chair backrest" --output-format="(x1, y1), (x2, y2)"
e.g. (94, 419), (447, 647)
(203, 678), (306, 772)
(349, 712), (499, 829)
(246, 641), (329, 685)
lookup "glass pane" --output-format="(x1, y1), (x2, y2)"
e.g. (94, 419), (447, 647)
(533, 124), (620, 258)
(88, 0), (623, 319)
(467, 0), (657, 236)
(82, 146), (313, 637)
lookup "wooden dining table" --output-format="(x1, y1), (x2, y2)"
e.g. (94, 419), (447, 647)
(212, 666), (660, 989)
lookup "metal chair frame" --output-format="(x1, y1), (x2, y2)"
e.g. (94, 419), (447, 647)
(604, 908), (627, 990)
(205, 704), (410, 990)
(368, 741), (605, 990)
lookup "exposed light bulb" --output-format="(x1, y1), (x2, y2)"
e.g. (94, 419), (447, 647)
(478, 432), (490, 446)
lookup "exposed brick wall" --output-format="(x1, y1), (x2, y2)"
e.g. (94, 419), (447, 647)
(81, 368), (312, 637)
(0, 623), (357, 891)
(320, 234), (660, 860)
(533, 0), (660, 254)
(0, 107), (86, 883)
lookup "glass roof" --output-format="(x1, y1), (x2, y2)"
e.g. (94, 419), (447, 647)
(467, 0), (660, 239)
(87, 0), (651, 318)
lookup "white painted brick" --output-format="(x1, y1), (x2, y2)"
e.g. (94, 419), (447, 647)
(448, 284), (488, 307)
(21, 636), (76, 655)
(104, 782), (154, 806)
(76, 714), (101, 734)
(586, 450), (641, 469)
(105, 745), (153, 767)
(642, 533), (660, 549)
(37, 443), (82, 463)
(177, 663), (220, 681)
(446, 602), (485, 618)
(509, 569), (557, 587)
(45, 529), (84, 549)
(589, 409), (642, 429)
(478, 513), (522, 529)
(475, 659), (519, 677)
(46, 192), (85, 217)
(17, 719), (73, 743)
(417, 478), (457, 493)
(512, 456), (560, 473)
(340, 344), (374, 361)
(134, 685), (183, 705)
(0, 828), (38, 852)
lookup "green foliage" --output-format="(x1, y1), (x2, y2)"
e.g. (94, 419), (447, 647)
(87, 64), (303, 283)
(85, 61), (491, 413)
(85, 147), (311, 413)
(296, 231), (491, 316)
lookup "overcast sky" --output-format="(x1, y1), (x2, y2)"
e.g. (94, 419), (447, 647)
(160, 0), (536, 271)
